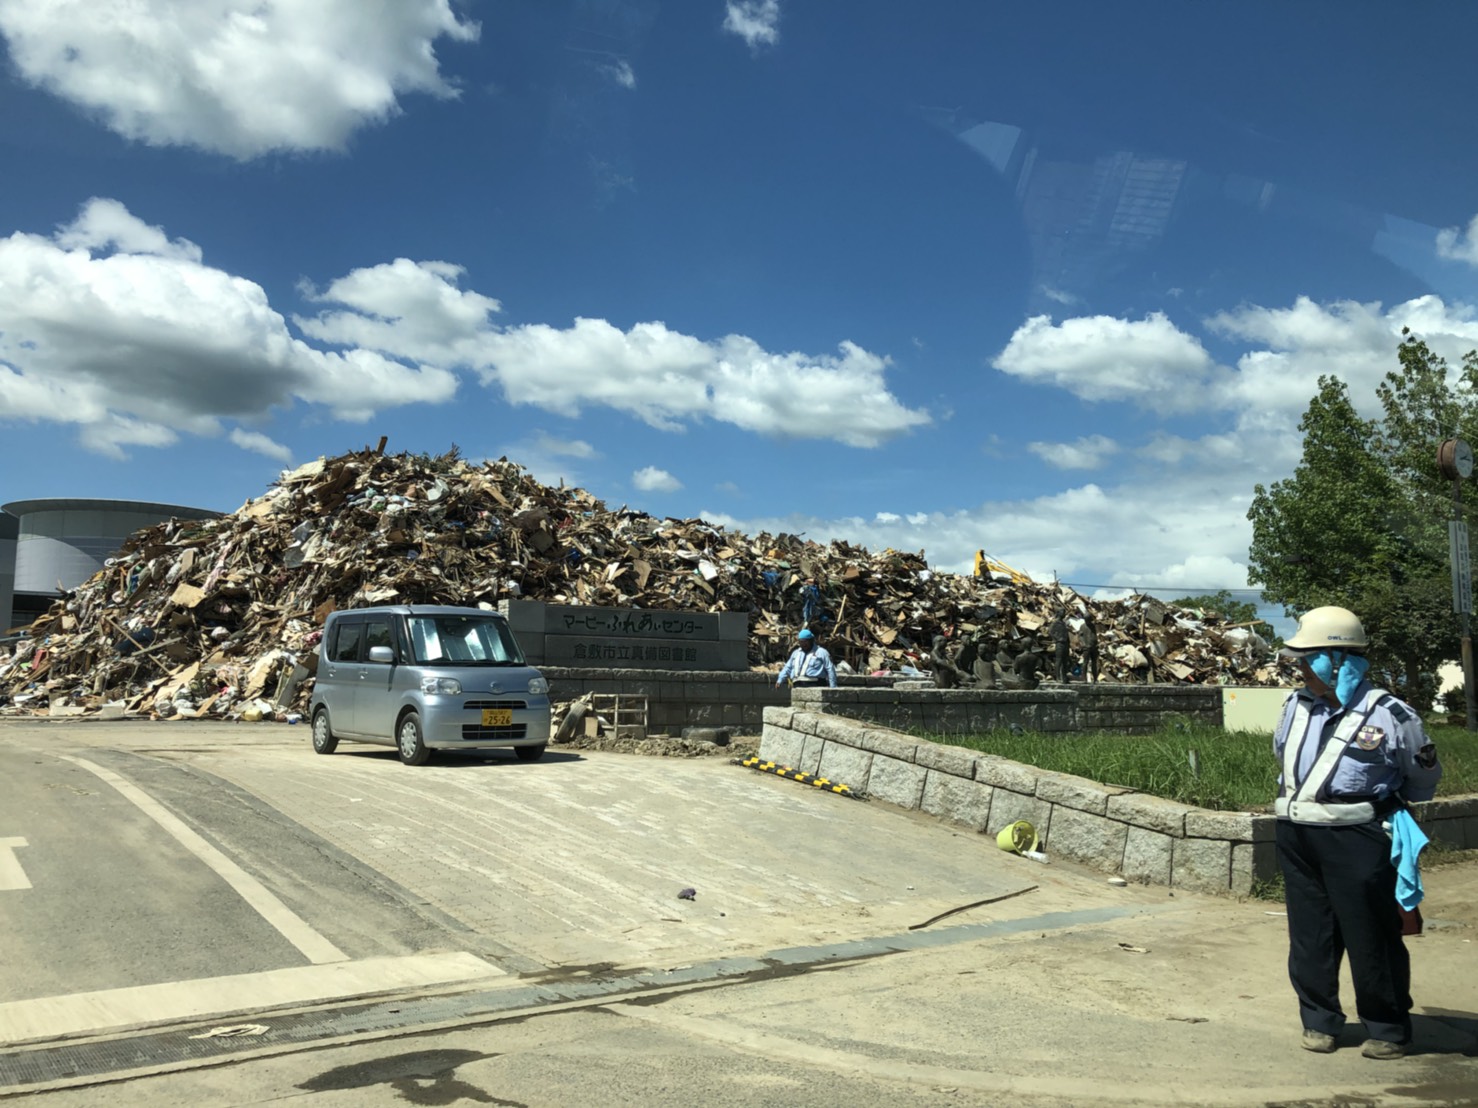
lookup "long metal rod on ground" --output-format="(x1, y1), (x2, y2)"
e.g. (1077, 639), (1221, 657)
(908, 885), (1039, 931)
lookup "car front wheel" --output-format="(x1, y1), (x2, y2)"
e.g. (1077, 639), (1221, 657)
(514, 744), (546, 762)
(311, 707), (339, 755)
(397, 712), (431, 766)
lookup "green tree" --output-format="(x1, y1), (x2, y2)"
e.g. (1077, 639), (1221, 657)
(1247, 334), (1478, 705)
(1168, 590), (1264, 627)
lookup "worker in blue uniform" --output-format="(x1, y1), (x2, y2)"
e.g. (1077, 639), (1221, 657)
(1273, 606), (1443, 1060)
(776, 628), (837, 688)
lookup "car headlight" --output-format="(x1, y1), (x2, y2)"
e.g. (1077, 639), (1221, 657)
(527, 676), (549, 695)
(421, 676), (462, 695)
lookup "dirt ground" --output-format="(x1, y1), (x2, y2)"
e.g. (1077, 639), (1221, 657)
(550, 730), (762, 759)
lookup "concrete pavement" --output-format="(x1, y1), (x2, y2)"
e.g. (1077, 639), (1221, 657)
(7, 864), (1477, 1106)
(0, 719), (1474, 1106)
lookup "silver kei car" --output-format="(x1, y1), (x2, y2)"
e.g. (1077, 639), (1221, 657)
(308, 604), (552, 765)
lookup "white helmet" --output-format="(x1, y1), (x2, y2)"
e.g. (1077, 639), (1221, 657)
(1284, 606), (1368, 651)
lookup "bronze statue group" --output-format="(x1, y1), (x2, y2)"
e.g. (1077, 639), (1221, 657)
(927, 608), (1100, 689)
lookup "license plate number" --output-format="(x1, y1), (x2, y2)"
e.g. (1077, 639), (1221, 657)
(482, 708), (512, 726)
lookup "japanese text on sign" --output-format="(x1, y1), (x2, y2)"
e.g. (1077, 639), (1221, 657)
(573, 643), (699, 662)
(562, 613), (702, 637)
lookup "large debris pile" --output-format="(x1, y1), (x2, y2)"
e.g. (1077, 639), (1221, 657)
(0, 446), (1289, 720)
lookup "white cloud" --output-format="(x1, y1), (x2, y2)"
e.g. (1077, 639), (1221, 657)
(1136, 432), (1252, 468)
(492, 432), (599, 490)
(297, 258), (503, 367)
(0, 200), (927, 461)
(229, 428), (292, 463)
(0, 198), (458, 456)
(603, 60), (636, 89)
(722, 1), (780, 48)
(55, 197), (203, 262)
(632, 466), (681, 493)
(1028, 434), (1120, 470)
(992, 312), (1219, 411)
(1040, 286), (1079, 306)
(1436, 213), (1478, 267)
(706, 456), (1264, 599)
(1206, 295), (1478, 426)
(79, 415), (179, 461)
(994, 295), (1478, 443)
(301, 261), (931, 447)
(530, 432), (596, 460)
(0, 0), (478, 158)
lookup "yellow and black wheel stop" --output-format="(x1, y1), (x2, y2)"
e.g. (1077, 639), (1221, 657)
(739, 757), (861, 798)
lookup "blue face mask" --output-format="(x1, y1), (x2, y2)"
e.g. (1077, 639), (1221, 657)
(1306, 650), (1369, 705)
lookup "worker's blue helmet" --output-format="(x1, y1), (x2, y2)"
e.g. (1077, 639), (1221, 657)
(797, 628), (814, 640)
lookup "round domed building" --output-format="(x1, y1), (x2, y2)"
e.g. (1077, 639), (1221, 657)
(1, 498), (222, 633)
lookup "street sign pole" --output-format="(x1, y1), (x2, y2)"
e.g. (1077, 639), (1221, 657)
(1439, 439), (1476, 731)
(1452, 484), (1477, 731)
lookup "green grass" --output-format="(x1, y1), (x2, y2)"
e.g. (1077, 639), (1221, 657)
(1420, 724), (1478, 797)
(919, 717), (1478, 812)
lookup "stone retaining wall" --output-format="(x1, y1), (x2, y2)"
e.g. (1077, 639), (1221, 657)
(789, 683), (1224, 735)
(760, 707), (1477, 896)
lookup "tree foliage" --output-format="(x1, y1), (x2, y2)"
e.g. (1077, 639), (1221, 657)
(1247, 333), (1478, 705)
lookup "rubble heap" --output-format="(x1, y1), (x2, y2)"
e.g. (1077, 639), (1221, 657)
(0, 446), (1288, 720)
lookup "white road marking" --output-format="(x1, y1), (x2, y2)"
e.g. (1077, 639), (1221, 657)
(59, 757), (348, 966)
(0, 952), (503, 1045)
(0, 837), (30, 891)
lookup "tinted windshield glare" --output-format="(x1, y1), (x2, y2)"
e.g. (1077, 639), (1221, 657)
(407, 616), (525, 666)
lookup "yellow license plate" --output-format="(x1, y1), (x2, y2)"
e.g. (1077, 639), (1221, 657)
(482, 708), (512, 726)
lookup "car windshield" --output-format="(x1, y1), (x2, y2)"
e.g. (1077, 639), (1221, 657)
(407, 615), (524, 666)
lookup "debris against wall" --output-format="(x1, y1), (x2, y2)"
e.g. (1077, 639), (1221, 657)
(0, 446), (1289, 720)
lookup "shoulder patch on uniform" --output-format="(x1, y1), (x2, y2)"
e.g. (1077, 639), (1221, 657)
(1386, 700), (1414, 724)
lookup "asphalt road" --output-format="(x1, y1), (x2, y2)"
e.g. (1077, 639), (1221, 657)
(1, 750), (301, 1001)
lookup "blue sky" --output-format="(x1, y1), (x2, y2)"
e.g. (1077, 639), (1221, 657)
(4, 0), (1478, 610)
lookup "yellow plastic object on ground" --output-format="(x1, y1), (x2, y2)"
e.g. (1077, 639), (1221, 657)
(996, 819), (1038, 854)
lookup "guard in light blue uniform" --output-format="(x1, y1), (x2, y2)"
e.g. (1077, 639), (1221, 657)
(776, 628), (837, 689)
(1273, 606), (1442, 1061)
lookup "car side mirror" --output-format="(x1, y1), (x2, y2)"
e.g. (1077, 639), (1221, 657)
(367, 645), (395, 664)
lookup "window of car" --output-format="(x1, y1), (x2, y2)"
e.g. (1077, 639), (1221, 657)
(407, 615), (524, 665)
(328, 619), (364, 663)
(363, 618), (394, 663)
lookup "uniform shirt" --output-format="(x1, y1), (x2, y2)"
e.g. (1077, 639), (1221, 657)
(778, 645), (837, 686)
(1272, 682), (1442, 803)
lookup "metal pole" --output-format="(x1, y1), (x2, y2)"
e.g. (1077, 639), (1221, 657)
(1457, 477), (1477, 731)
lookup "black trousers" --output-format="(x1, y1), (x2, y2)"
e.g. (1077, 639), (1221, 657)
(1276, 819), (1411, 1043)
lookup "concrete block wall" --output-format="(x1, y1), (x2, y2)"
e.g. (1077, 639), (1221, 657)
(790, 683), (1224, 735)
(543, 667), (788, 734)
(1413, 795), (1478, 850)
(758, 708), (1478, 895)
(538, 674), (1233, 740)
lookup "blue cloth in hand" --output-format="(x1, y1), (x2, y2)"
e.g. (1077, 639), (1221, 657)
(1388, 808), (1429, 911)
